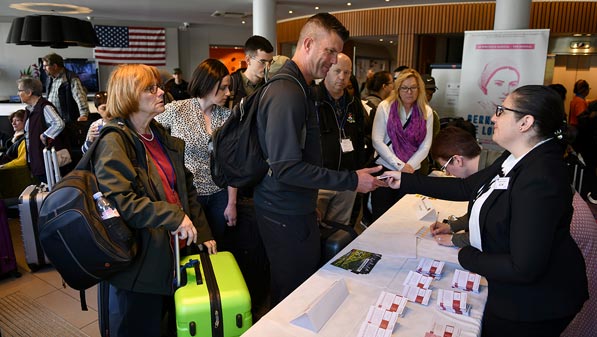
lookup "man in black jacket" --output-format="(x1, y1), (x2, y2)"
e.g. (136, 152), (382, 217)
(255, 13), (385, 306)
(316, 52), (369, 226)
(226, 35), (274, 109)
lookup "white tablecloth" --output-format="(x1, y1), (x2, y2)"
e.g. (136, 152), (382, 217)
(243, 194), (488, 337)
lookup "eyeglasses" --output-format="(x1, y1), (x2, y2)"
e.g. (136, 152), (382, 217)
(495, 105), (526, 117)
(251, 57), (274, 66)
(399, 86), (418, 93)
(440, 155), (455, 172)
(145, 84), (164, 94)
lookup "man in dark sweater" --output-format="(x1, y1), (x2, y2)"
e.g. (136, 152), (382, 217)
(255, 13), (385, 306)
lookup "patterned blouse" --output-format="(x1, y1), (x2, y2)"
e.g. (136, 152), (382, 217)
(155, 98), (231, 195)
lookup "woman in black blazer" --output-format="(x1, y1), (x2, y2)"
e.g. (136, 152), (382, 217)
(384, 85), (588, 337)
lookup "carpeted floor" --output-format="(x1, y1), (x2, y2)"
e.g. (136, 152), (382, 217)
(0, 292), (89, 337)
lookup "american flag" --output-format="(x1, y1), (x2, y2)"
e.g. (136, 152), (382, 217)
(93, 25), (166, 66)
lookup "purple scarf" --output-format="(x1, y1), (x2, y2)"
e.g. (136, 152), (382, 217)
(387, 101), (427, 162)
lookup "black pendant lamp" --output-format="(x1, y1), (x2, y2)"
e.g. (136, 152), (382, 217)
(6, 15), (99, 48)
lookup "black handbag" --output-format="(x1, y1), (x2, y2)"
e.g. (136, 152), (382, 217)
(38, 127), (138, 310)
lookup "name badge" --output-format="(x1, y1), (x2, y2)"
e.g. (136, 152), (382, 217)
(495, 177), (510, 190)
(340, 138), (354, 153)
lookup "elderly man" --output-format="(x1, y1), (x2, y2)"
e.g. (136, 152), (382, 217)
(254, 13), (385, 305)
(315, 53), (369, 227)
(17, 77), (67, 183)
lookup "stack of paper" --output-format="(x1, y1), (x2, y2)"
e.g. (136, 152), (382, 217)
(436, 289), (471, 316)
(375, 291), (409, 317)
(400, 285), (432, 306)
(451, 269), (481, 293)
(403, 271), (434, 289)
(416, 258), (445, 279)
(425, 319), (462, 337)
(357, 306), (399, 337)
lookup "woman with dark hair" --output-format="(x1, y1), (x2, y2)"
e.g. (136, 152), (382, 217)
(0, 110), (27, 168)
(569, 79), (590, 127)
(364, 70), (393, 120)
(81, 91), (111, 154)
(155, 59), (236, 242)
(94, 64), (215, 336)
(384, 85), (588, 337)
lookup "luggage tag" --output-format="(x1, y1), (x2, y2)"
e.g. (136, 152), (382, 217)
(340, 138), (354, 153)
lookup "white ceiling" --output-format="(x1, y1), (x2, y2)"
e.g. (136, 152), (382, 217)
(0, 0), (490, 28)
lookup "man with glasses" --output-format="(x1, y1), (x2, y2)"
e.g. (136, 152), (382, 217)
(428, 125), (502, 247)
(227, 35), (274, 109)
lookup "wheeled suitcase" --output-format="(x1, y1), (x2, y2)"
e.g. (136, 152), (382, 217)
(18, 184), (51, 271)
(320, 221), (358, 266)
(0, 200), (21, 279)
(175, 247), (252, 337)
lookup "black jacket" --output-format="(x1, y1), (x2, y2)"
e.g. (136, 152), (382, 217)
(93, 119), (212, 295)
(255, 60), (358, 214)
(315, 82), (368, 171)
(401, 139), (588, 322)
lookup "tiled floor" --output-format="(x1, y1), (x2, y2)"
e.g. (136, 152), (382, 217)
(1, 216), (101, 337)
(2, 196), (596, 337)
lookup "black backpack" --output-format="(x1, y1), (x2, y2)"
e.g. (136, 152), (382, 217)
(210, 73), (306, 188)
(38, 127), (138, 310)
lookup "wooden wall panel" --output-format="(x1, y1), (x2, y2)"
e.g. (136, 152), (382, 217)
(278, 1), (596, 42)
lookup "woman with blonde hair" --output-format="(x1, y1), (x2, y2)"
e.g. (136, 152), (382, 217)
(370, 68), (433, 220)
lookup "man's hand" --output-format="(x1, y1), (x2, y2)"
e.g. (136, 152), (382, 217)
(77, 116), (88, 122)
(355, 166), (387, 193)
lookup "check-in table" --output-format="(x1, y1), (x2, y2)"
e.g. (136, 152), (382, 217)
(242, 194), (488, 337)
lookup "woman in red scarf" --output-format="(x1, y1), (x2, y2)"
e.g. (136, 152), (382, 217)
(370, 68), (433, 220)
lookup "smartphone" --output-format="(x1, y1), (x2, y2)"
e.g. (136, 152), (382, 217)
(377, 175), (390, 180)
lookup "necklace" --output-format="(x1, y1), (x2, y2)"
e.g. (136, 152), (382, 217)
(138, 129), (155, 142)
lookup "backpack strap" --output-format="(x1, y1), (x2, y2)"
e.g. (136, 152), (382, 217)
(263, 73), (309, 149)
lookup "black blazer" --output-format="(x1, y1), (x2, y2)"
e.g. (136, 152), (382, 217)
(401, 139), (588, 321)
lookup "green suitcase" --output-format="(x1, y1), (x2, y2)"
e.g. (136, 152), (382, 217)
(175, 251), (253, 337)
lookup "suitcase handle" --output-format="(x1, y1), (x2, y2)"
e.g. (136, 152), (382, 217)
(174, 235), (203, 287)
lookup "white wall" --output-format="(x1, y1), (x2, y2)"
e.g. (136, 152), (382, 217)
(0, 20), (251, 100)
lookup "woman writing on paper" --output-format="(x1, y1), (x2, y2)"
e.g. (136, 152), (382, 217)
(383, 85), (588, 336)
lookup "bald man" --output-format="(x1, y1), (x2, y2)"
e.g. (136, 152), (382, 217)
(315, 53), (370, 226)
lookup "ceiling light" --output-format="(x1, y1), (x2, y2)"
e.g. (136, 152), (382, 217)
(347, 2), (352, 6)
(390, 41), (394, 44)
(241, 20), (246, 24)
(10, 3), (92, 14)
(385, 0), (390, 2)
(288, 10), (293, 14)
(379, 38), (384, 42)
(315, 6), (319, 10)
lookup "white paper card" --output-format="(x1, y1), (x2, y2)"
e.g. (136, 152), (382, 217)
(290, 279), (349, 332)
(451, 269), (481, 293)
(375, 291), (408, 317)
(403, 270), (433, 289)
(401, 285), (432, 306)
(416, 258), (445, 279)
(415, 197), (437, 221)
